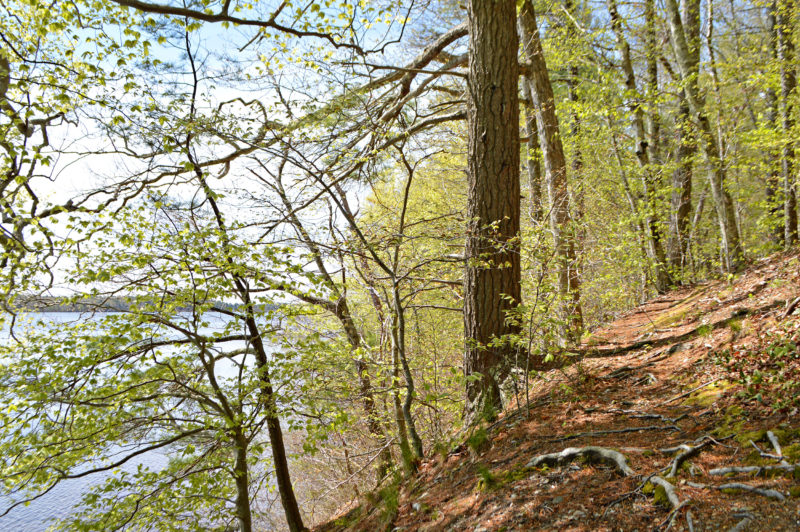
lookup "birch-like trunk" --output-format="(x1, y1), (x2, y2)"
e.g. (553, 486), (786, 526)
(664, 0), (744, 272)
(519, 0), (583, 344)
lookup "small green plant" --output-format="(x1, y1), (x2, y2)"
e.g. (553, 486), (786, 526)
(467, 427), (490, 454)
(476, 464), (499, 491)
(696, 324), (713, 337)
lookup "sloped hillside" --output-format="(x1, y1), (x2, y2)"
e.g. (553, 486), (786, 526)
(317, 251), (800, 531)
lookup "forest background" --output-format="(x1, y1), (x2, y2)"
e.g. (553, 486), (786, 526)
(0, 0), (797, 530)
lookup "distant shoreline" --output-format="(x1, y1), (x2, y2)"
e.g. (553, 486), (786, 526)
(8, 296), (279, 314)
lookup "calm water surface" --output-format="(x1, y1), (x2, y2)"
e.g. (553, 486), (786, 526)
(0, 311), (247, 531)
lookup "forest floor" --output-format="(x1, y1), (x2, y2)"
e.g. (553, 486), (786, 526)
(316, 250), (800, 531)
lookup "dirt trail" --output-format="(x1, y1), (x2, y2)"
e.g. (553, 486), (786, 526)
(318, 251), (800, 531)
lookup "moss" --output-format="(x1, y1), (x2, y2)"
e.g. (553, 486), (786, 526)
(735, 429), (768, 446)
(789, 486), (800, 498)
(476, 464), (499, 492)
(333, 507), (362, 528)
(783, 443), (800, 462)
(642, 449), (655, 457)
(642, 481), (655, 495)
(653, 485), (670, 506)
(684, 380), (733, 407)
(770, 426), (800, 446)
(502, 465), (534, 484)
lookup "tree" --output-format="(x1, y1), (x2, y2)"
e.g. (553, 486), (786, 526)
(463, 0), (521, 419)
(665, 0), (744, 272)
(519, 0), (583, 344)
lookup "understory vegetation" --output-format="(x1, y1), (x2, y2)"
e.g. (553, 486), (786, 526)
(0, 0), (798, 530)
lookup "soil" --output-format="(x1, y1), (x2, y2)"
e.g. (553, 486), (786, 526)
(316, 250), (800, 532)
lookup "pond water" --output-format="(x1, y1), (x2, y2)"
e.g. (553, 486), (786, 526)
(0, 311), (266, 531)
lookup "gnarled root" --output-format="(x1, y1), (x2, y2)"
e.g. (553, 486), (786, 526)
(526, 446), (635, 476)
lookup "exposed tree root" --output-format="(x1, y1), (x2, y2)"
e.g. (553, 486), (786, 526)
(709, 464), (797, 476)
(687, 481), (786, 501)
(658, 378), (721, 406)
(727, 511), (756, 532)
(607, 409), (687, 425)
(662, 436), (716, 478)
(650, 476), (681, 507)
(578, 299), (785, 359)
(546, 424), (680, 443)
(783, 295), (800, 318)
(525, 446), (635, 476)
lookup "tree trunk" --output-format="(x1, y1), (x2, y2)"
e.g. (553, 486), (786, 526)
(669, 94), (695, 270)
(765, 1), (785, 245)
(245, 313), (306, 532)
(669, 0), (700, 270)
(464, 0), (521, 419)
(664, 0), (743, 272)
(274, 177), (392, 482)
(522, 84), (544, 223)
(233, 433), (254, 532)
(608, 0), (672, 292)
(777, 0), (798, 245)
(519, 0), (583, 344)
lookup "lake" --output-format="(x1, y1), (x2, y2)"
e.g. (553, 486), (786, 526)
(0, 311), (269, 531)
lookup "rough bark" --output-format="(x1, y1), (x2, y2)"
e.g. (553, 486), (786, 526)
(665, 0), (744, 272)
(669, 95), (695, 270)
(519, 0), (583, 343)
(464, 0), (521, 419)
(765, 2), (785, 244)
(777, 0), (799, 245)
(608, 0), (672, 292)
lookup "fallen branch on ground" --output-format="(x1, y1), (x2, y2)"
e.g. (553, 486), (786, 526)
(526, 446), (635, 476)
(547, 424), (681, 443)
(687, 481), (786, 501)
(658, 378), (721, 406)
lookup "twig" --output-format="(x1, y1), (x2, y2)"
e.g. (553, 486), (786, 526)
(658, 378), (721, 406)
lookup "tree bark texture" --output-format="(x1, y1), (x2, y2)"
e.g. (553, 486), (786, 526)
(764, 1), (784, 244)
(519, 0), (583, 344)
(665, 0), (743, 272)
(464, 0), (521, 418)
(668, 0), (701, 270)
(777, 0), (798, 245)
